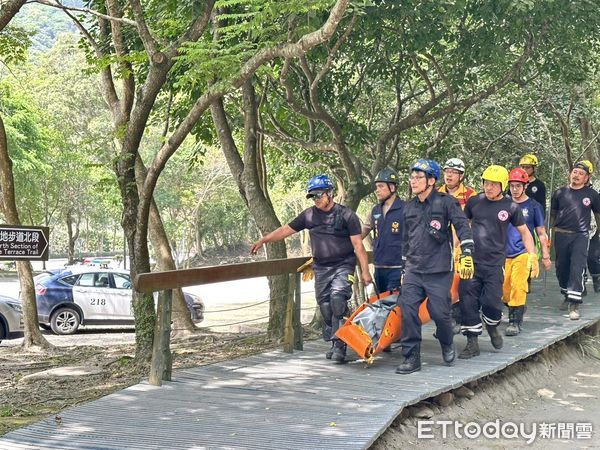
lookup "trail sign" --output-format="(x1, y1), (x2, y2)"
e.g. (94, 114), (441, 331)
(0, 224), (49, 261)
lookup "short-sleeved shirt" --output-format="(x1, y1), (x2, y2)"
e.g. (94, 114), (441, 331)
(551, 185), (600, 233)
(506, 198), (545, 257)
(526, 178), (547, 216)
(464, 193), (525, 267)
(289, 203), (362, 268)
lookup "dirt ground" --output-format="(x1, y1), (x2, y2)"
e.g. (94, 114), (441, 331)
(0, 328), (307, 436)
(373, 334), (600, 449)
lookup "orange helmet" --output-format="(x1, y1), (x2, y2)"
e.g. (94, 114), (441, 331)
(508, 167), (529, 184)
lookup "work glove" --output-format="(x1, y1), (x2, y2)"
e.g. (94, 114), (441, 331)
(297, 257), (314, 282)
(527, 253), (540, 279)
(458, 254), (474, 280)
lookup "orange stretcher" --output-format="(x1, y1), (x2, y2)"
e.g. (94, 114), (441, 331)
(336, 283), (459, 364)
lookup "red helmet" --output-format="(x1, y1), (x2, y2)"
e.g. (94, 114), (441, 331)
(508, 167), (529, 184)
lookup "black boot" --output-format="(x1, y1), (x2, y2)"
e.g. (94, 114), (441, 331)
(325, 342), (334, 360)
(515, 305), (525, 330)
(395, 351), (421, 374)
(485, 322), (503, 349)
(441, 343), (456, 366)
(458, 335), (480, 359)
(331, 344), (347, 364)
(505, 307), (519, 336)
(593, 276), (600, 293)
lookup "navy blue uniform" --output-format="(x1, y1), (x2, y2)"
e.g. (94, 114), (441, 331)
(289, 203), (362, 348)
(370, 197), (405, 292)
(551, 185), (600, 303)
(399, 191), (473, 357)
(459, 194), (525, 335)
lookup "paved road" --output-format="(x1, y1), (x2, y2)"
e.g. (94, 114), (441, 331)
(0, 260), (318, 347)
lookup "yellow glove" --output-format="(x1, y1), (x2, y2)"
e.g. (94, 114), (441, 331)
(527, 253), (540, 279)
(458, 254), (474, 280)
(297, 257), (314, 282)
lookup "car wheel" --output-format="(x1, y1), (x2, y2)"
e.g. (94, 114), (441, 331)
(50, 307), (81, 335)
(39, 324), (52, 331)
(0, 321), (5, 342)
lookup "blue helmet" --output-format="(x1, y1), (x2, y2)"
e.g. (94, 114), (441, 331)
(411, 159), (441, 180)
(306, 175), (334, 198)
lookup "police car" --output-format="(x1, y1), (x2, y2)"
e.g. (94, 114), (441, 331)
(0, 294), (24, 343)
(34, 267), (204, 335)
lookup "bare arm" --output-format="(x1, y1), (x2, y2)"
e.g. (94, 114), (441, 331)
(535, 225), (551, 270)
(250, 225), (297, 255)
(350, 234), (372, 285)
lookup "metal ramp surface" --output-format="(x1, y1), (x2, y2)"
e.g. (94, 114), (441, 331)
(2, 278), (599, 449)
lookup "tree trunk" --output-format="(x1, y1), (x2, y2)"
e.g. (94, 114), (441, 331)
(65, 208), (79, 265)
(134, 156), (197, 336)
(0, 115), (52, 349)
(210, 80), (290, 339)
(578, 115), (598, 168)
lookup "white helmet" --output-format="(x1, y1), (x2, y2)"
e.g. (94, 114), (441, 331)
(443, 158), (466, 173)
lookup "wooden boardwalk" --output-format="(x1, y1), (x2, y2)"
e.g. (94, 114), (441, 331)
(2, 278), (600, 449)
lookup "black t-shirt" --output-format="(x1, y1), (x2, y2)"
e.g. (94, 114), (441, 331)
(551, 185), (600, 233)
(289, 203), (362, 267)
(464, 193), (525, 267)
(526, 178), (547, 217)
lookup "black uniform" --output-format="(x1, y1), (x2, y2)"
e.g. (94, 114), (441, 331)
(551, 186), (600, 303)
(459, 194), (525, 335)
(289, 203), (362, 348)
(399, 191), (473, 357)
(526, 178), (547, 217)
(370, 197), (405, 292)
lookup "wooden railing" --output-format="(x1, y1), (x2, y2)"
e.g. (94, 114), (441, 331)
(134, 256), (311, 386)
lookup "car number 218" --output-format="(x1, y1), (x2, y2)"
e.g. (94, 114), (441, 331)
(90, 298), (106, 306)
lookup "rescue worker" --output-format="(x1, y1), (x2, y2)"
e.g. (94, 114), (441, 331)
(395, 159), (475, 374)
(459, 165), (537, 359)
(438, 158), (476, 332)
(503, 168), (551, 335)
(549, 160), (600, 320)
(250, 175), (372, 363)
(361, 168), (405, 293)
(438, 158), (476, 207)
(519, 154), (547, 216)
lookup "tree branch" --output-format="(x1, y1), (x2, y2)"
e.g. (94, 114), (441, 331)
(140, 0), (351, 221)
(31, 0), (137, 26)
(0, 0), (26, 31)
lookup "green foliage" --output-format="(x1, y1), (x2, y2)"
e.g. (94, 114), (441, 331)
(0, 26), (31, 64)
(174, 0), (336, 89)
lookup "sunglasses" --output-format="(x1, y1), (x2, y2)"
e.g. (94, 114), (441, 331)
(309, 191), (328, 200)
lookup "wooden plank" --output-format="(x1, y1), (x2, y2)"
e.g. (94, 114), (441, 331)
(3, 278), (600, 450)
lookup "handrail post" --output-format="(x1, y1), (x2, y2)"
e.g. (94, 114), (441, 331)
(283, 274), (295, 353)
(293, 272), (303, 350)
(149, 289), (173, 386)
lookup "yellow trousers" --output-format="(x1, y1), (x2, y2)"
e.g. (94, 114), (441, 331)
(502, 252), (529, 307)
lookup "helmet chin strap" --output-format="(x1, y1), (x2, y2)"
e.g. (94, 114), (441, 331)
(415, 181), (434, 197)
(380, 184), (396, 203)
